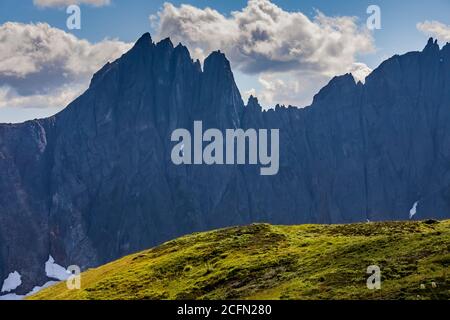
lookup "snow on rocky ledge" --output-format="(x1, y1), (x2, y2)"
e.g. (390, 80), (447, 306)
(1, 271), (22, 293)
(0, 255), (69, 300)
(409, 201), (419, 219)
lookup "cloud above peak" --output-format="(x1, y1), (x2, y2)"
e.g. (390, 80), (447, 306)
(33, 0), (110, 8)
(417, 20), (450, 43)
(151, 0), (374, 107)
(153, 0), (374, 76)
(0, 22), (131, 109)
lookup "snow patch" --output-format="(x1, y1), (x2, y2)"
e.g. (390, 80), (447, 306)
(1, 271), (22, 293)
(0, 281), (58, 300)
(28, 281), (58, 296)
(45, 255), (70, 281)
(0, 293), (24, 300)
(409, 201), (418, 219)
(0, 256), (66, 300)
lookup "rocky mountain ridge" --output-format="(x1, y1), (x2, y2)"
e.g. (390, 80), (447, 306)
(1, 34), (450, 292)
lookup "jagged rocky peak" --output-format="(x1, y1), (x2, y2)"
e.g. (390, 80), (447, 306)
(194, 58), (202, 72)
(156, 37), (174, 51)
(247, 95), (261, 109)
(122, 32), (158, 60)
(90, 35), (237, 93)
(328, 73), (357, 86)
(202, 49), (242, 103)
(424, 37), (440, 52)
(134, 32), (153, 48)
(311, 73), (358, 104)
(2, 36), (450, 295)
(174, 42), (190, 54)
(204, 50), (232, 74)
(172, 42), (194, 66)
(89, 33), (156, 88)
(442, 42), (450, 54)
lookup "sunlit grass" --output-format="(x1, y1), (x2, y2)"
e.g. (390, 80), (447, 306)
(29, 220), (450, 300)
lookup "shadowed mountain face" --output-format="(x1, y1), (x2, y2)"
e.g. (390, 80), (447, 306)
(1, 34), (450, 292)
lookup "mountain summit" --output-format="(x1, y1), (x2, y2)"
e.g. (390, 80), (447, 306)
(1, 35), (450, 292)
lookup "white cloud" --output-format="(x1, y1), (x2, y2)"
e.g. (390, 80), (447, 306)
(251, 62), (371, 108)
(151, 0), (374, 107)
(0, 84), (84, 109)
(417, 20), (450, 43)
(0, 22), (130, 79)
(349, 62), (372, 84)
(0, 22), (131, 111)
(254, 72), (328, 107)
(33, 0), (110, 8)
(154, 0), (374, 75)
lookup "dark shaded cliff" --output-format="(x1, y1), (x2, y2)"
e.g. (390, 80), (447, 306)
(1, 34), (450, 292)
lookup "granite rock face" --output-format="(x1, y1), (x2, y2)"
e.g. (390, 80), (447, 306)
(1, 34), (450, 292)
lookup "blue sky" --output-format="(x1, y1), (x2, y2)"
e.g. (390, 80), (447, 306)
(0, 0), (449, 123)
(2, 0), (449, 64)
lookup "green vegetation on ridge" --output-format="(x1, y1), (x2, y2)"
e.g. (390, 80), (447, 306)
(30, 220), (450, 300)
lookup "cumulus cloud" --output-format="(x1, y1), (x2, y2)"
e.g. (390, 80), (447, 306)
(417, 20), (450, 43)
(0, 84), (84, 109)
(153, 0), (374, 75)
(33, 0), (110, 8)
(258, 74), (312, 107)
(0, 22), (131, 111)
(349, 63), (372, 84)
(151, 0), (374, 107)
(248, 72), (325, 107)
(242, 61), (372, 108)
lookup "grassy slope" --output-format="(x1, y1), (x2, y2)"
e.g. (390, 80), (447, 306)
(30, 220), (450, 300)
